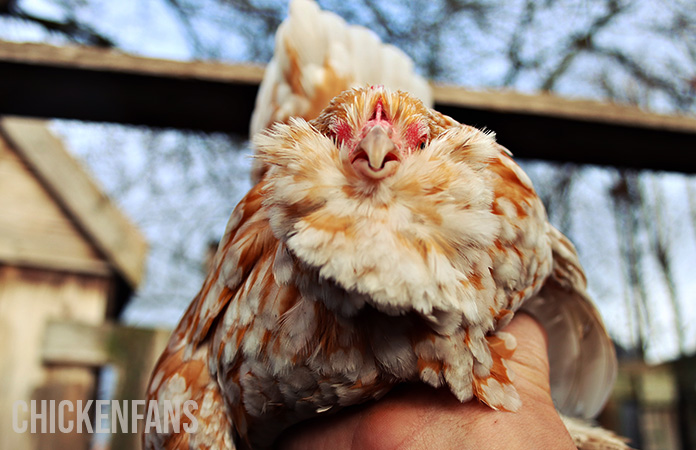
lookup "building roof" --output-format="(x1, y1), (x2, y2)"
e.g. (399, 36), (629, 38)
(0, 116), (147, 289)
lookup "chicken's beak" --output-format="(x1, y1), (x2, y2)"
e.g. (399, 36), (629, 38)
(350, 126), (400, 180)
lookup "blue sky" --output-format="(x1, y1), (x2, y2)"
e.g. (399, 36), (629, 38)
(2, 0), (695, 363)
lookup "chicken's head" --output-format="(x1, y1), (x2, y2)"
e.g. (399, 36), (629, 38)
(316, 86), (434, 181)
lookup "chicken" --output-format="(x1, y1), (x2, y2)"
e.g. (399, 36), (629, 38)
(143, 1), (627, 449)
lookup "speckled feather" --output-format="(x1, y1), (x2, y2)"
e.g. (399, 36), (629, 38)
(144, 1), (623, 449)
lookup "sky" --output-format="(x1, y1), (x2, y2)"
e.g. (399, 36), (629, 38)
(2, 0), (696, 363)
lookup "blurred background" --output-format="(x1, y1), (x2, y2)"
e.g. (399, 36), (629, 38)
(1, 0), (695, 449)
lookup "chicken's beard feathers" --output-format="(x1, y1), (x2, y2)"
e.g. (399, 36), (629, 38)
(255, 119), (504, 334)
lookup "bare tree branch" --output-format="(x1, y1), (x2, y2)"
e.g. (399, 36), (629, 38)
(0, 1), (114, 46)
(541, 0), (628, 91)
(642, 175), (686, 356)
(592, 45), (694, 111)
(163, 0), (207, 57)
(610, 171), (650, 357)
(538, 164), (577, 235)
(501, 0), (538, 87)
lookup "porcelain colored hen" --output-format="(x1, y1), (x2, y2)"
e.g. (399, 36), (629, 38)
(144, 1), (627, 449)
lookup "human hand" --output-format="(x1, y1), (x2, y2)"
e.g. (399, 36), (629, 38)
(278, 313), (576, 450)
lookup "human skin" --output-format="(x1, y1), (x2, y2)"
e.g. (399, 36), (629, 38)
(278, 313), (577, 450)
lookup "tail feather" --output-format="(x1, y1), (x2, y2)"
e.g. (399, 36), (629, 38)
(522, 226), (618, 419)
(250, 0), (432, 182)
(562, 415), (633, 450)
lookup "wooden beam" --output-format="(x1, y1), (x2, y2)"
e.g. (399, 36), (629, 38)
(42, 320), (171, 367)
(433, 86), (696, 134)
(1, 41), (696, 172)
(42, 320), (113, 366)
(0, 41), (264, 134)
(433, 86), (696, 173)
(0, 41), (264, 83)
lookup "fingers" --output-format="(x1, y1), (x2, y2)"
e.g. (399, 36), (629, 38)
(502, 312), (554, 401)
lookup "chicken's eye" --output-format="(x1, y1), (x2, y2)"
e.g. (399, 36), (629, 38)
(419, 141), (426, 150)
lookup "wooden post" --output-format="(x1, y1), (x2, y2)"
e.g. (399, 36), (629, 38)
(42, 320), (171, 450)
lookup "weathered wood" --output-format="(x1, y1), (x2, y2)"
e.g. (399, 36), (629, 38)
(1, 40), (695, 172)
(433, 86), (696, 173)
(41, 319), (172, 450)
(0, 108), (149, 449)
(607, 359), (684, 450)
(33, 368), (95, 450)
(0, 265), (108, 450)
(42, 321), (112, 366)
(0, 41), (263, 134)
(0, 40), (265, 83)
(432, 101), (696, 173)
(0, 135), (112, 276)
(432, 85), (696, 134)
(0, 116), (148, 288)
(42, 320), (171, 367)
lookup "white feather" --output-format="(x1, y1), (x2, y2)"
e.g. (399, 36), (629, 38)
(250, 0), (433, 139)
